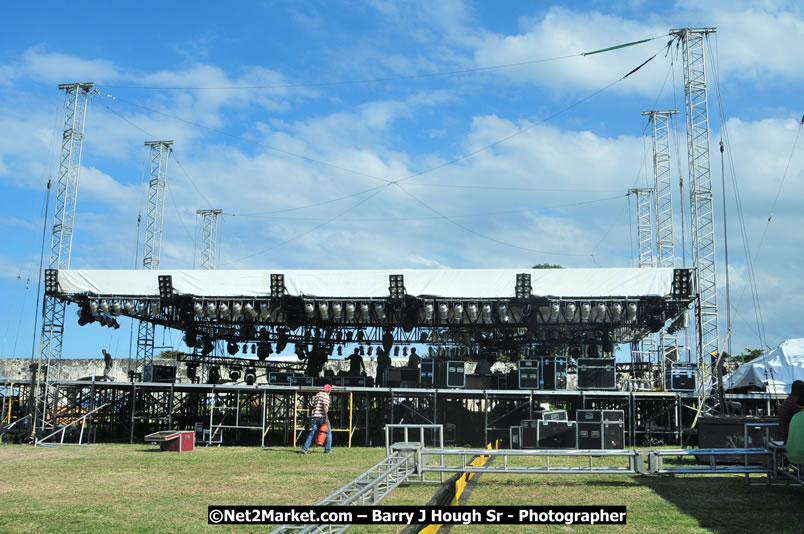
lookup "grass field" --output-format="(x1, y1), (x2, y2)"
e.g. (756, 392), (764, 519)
(0, 444), (802, 533)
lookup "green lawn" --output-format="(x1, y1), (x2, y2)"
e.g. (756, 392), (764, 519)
(0, 444), (801, 533)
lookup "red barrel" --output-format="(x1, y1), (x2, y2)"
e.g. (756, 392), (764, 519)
(316, 423), (329, 446)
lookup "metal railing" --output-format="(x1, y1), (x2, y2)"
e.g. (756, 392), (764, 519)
(35, 402), (110, 446)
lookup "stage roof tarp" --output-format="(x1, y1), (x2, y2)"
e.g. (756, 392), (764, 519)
(56, 268), (677, 299)
(724, 338), (804, 394)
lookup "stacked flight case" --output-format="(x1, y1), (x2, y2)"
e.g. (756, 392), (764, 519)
(576, 409), (625, 449)
(576, 358), (617, 390)
(666, 362), (697, 391)
(517, 357), (567, 390)
(520, 411), (577, 449)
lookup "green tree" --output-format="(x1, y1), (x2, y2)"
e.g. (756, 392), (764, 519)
(157, 350), (183, 361)
(731, 348), (764, 365)
(532, 264), (564, 269)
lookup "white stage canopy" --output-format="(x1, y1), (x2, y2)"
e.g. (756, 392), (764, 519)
(724, 338), (804, 394)
(55, 268), (678, 299)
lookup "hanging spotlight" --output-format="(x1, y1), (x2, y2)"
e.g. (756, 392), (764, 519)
(208, 366), (221, 384)
(229, 367), (242, 382)
(304, 301), (315, 319)
(158, 275), (174, 300)
(345, 303), (355, 321)
(218, 302), (230, 319)
(111, 301), (122, 315)
(611, 302), (623, 321)
(227, 341), (239, 355)
(453, 303), (464, 323)
(276, 329), (289, 353)
(202, 339), (215, 356)
(244, 367), (257, 385)
(402, 347), (409, 357)
(100, 301), (110, 315)
(580, 303), (591, 322)
(482, 304), (493, 323)
(259, 302), (271, 321)
(394, 346), (400, 357)
(497, 304), (510, 323)
(549, 302), (560, 321)
(424, 302), (434, 322)
(438, 303), (449, 323)
(337, 346), (343, 356)
(193, 302), (204, 317)
(375, 302), (386, 321)
(124, 301), (135, 314)
(627, 302), (638, 322)
(419, 331), (428, 343)
(382, 329), (393, 355)
(77, 305), (94, 326)
(360, 303), (369, 322)
(359, 346), (365, 356)
(206, 302), (217, 318)
(467, 303), (478, 322)
(595, 303), (607, 323)
(232, 302), (243, 321)
(185, 363), (198, 380)
(244, 303), (258, 320)
(332, 302), (342, 321)
(672, 268), (692, 297)
(242, 343), (249, 354)
(89, 301), (99, 317)
(345, 331), (354, 342)
(44, 269), (59, 294)
(367, 346), (374, 356)
(563, 302), (577, 321)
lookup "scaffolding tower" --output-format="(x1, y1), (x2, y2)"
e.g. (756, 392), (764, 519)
(35, 82), (94, 434)
(644, 110), (682, 374)
(135, 140), (173, 379)
(629, 188), (659, 372)
(196, 209), (223, 270)
(672, 28), (720, 409)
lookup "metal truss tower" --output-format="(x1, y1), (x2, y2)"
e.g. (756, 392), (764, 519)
(629, 188), (658, 369)
(644, 110), (681, 377)
(196, 209), (223, 270)
(136, 140), (173, 379)
(35, 82), (94, 433)
(672, 28), (720, 406)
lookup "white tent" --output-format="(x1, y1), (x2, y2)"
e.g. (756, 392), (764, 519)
(723, 338), (804, 393)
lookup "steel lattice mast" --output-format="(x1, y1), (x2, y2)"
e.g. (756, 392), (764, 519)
(196, 209), (223, 270)
(672, 28), (720, 405)
(35, 82), (94, 433)
(644, 110), (681, 377)
(629, 187), (658, 367)
(135, 140), (173, 378)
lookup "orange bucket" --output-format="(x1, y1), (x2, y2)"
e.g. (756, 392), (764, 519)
(316, 423), (329, 446)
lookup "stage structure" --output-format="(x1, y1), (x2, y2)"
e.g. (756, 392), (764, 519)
(35, 82), (94, 437)
(136, 141), (173, 380)
(44, 267), (694, 375)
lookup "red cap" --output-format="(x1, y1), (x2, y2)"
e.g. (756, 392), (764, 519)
(323, 384), (332, 392)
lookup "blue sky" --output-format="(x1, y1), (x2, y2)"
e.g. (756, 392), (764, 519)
(0, 1), (802, 361)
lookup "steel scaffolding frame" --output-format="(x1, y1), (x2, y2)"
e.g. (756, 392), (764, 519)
(196, 209), (222, 270)
(629, 188), (659, 373)
(35, 83), (94, 436)
(136, 141), (173, 379)
(673, 28), (720, 409)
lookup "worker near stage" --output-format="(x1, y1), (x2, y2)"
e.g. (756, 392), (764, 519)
(300, 384), (332, 454)
(787, 411), (804, 465)
(779, 380), (803, 442)
(102, 349), (113, 381)
(375, 348), (391, 387)
(346, 348), (365, 377)
(407, 347), (420, 369)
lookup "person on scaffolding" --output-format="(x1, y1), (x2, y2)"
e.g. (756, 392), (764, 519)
(300, 384), (332, 454)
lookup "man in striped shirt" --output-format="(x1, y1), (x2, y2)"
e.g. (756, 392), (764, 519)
(300, 384), (332, 454)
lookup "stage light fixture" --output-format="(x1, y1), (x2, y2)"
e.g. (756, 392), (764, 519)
(77, 305), (94, 326)
(382, 330), (393, 355)
(318, 302), (329, 321)
(242, 343), (249, 354)
(124, 301), (135, 314)
(611, 302), (623, 321)
(497, 304), (510, 323)
(359, 346), (365, 356)
(453, 303), (464, 323)
(337, 346), (343, 356)
(259, 302), (270, 321)
(467, 303), (478, 322)
(208, 366), (221, 384)
(419, 331), (428, 343)
(563, 302), (576, 321)
(202, 339), (215, 356)
(244, 367), (257, 385)
(193, 302), (203, 316)
(218, 302), (230, 319)
(185, 363), (198, 380)
(227, 341), (239, 355)
(44, 269), (58, 294)
(394, 346), (400, 356)
(244, 303), (257, 320)
(232, 302), (243, 321)
(482, 304), (492, 323)
(332, 302), (342, 321)
(357, 330), (365, 342)
(515, 273), (532, 299)
(375, 302), (386, 321)
(346, 331), (353, 342)
(229, 367), (241, 382)
(367, 346), (373, 356)
(304, 301), (315, 320)
(276, 329), (289, 353)
(345, 303), (355, 321)
(270, 274), (285, 298)
(438, 303), (449, 323)
(580, 303), (591, 322)
(672, 268), (692, 297)
(627, 302), (638, 322)
(206, 302), (217, 318)
(389, 274), (405, 299)
(360, 303), (369, 322)
(158, 275), (174, 300)
(550, 302), (560, 321)
(89, 300), (99, 317)
(100, 301), (110, 315)
(424, 303), (434, 322)
(403, 347), (408, 357)
(111, 301), (122, 315)
(595, 303), (607, 323)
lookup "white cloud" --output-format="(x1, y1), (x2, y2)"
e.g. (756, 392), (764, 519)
(20, 46), (124, 84)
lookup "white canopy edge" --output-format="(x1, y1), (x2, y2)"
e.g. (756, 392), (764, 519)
(57, 268), (676, 299)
